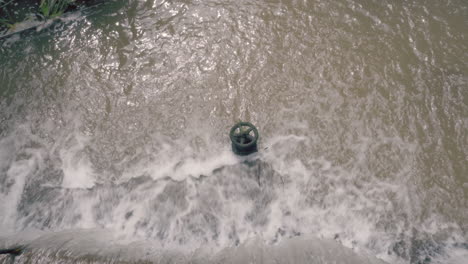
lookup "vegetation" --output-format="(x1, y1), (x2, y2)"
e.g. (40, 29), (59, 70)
(0, 0), (15, 30)
(0, 17), (13, 28)
(39, 0), (74, 18)
(0, 0), (85, 34)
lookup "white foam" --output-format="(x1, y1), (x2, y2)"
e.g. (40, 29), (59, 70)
(0, 122), (464, 263)
(0, 126), (46, 233)
(438, 247), (468, 264)
(59, 133), (96, 189)
(148, 149), (239, 181)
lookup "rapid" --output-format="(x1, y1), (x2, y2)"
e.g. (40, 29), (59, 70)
(0, 0), (467, 263)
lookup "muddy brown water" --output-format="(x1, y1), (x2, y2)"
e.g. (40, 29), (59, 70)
(0, 0), (467, 263)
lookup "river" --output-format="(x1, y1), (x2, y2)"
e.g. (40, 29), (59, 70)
(0, 0), (467, 263)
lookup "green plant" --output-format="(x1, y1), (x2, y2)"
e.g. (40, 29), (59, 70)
(0, 0), (13, 31)
(0, 17), (13, 28)
(39, 0), (74, 18)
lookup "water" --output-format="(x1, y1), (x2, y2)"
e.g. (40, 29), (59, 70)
(0, 0), (467, 263)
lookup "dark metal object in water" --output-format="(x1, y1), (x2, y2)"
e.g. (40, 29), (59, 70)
(0, 246), (23, 256)
(230, 122), (259, 156)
